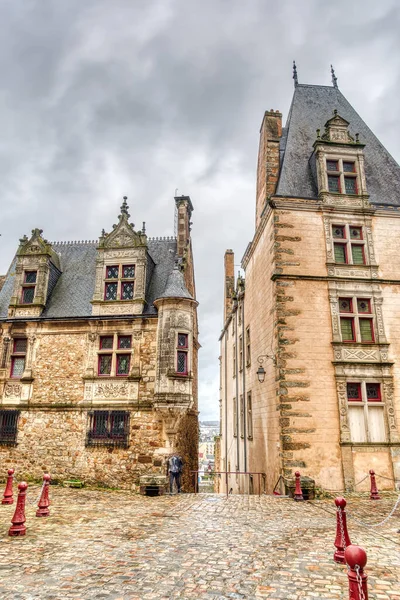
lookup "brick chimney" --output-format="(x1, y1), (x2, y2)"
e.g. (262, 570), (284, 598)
(224, 250), (235, 323)
(255, 110), (282, 229)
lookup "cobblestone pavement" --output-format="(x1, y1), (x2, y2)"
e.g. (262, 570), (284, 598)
(0, 486), (399, 599)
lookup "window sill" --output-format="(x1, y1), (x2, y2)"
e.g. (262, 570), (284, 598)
(340, 441), (393, 448)
(167, 370), (192, 380)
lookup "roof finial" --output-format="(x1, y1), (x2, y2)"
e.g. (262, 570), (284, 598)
(293, 61), (298, 87)
(142, 221), (146, 235)
(120, 196), (130, 219)
(331, 64), (338, 89)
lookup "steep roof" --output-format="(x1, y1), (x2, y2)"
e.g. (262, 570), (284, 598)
(156, 264), (194, 301)
(0, 238), (178, 319)
(276, 84), (400, 206)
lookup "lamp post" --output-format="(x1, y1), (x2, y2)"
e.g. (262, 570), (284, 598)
(256, 354), (276, 383)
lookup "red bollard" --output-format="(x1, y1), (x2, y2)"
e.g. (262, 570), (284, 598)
(345, 545), (368, 599)
(2, 469), (15, 505)
(369, 470), (380, 500)
(36, 474), (51, 517)
(294, 471), (303, 501)
(8, 482), (28, 537)
(334, 497), (351, 564)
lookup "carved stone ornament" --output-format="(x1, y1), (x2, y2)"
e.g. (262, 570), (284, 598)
(94, 383), (129, 398)
(383, 381), (399, 441)
(4, 383), (22, 398)
(336, 380), (351, 443)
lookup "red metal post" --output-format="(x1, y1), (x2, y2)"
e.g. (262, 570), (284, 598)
(294, 471), (303, 501)
(8, 482), (28, 537)
(334, 497), (352, 564)
(2, 468), (15, 505)
(369, 469), (380, 500)
(345, 545), (368, 599)
(36, 474), (51, 517)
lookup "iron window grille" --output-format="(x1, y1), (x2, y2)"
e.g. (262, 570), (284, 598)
(0, 410), (20, 446)
(332, 224), (366, 265)
(10, 338), (27, 378)
(86, 410), (130, 448)
(104, 264), (135, 301)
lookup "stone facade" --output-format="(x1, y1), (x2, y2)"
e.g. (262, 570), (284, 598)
(219, 81), (400, 494)
(0, 196), (199, 491)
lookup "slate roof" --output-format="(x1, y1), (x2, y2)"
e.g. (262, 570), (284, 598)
(156, 264), (194, 301)
(276, 84), (400, 206)
(0, 238), (178, 320)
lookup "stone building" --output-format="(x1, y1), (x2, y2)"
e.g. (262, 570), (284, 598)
(0, 195), (199, 491)
(219, 69), (400, 494)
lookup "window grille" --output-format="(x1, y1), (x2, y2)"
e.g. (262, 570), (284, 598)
(122, 265), (135, 278)
(86, 410), (130, 448)
(177, 351), (187, 374)
(11, 338), (27, 378)
(105, 282), (118, 301)
(121, 282), (134, 300)
(0, 410), (20, 446)
(106, 266), (119, 279)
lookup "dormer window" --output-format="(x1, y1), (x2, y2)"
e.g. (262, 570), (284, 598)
(21, 271), (37, 304)
(104, 265), (135, 301)
(327, 159), (358, 195)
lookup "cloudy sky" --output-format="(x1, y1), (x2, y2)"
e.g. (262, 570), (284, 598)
(1, 0), (399, 419)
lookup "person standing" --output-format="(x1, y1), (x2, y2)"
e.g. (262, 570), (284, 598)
(167, 453), (183, 494)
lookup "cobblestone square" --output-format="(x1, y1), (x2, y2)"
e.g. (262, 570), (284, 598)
(0, 487), (399, 599)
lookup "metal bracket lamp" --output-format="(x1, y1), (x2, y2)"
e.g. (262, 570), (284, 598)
(256, 353), (276, 383)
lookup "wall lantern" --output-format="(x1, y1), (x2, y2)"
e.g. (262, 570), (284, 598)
(256, 353), (276, 383)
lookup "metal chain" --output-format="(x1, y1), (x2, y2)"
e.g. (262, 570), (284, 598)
(354, 474), (369, 487)
(347, 493), (400, 528)
(12, 476), (45, 507)
(355, 565), (366, 600)
(337, 506), (348, 559)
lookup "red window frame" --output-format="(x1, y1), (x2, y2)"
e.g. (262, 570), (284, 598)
(359, 318), (375, 343)
(116, 354), (131, 376)
(357, 299), (371, 314)
(343, 161), (356, 173)
(104, 282), (118, 301)
(121, 281), (134, 300)
(346, 382), (362, 401)
(349, 226), (363, 240)
(340, 317), (355, 342)
(98, 354), (112, 376)
(10, 338), (27, 379)
(176, 350), (188, 375)
(328, 175), (341, 193)
(24, 271), (37, 284)
(366, 383), (381, 402)
(177, 333), (188, 349)
(117, 335), (132, 349)
(106, 265), (119, 279)
(332, 225), (346, 239)
(100, 336), (113, 350)
(122, 265), (135, 279)
(344, 176), (358, 195)
(339, 298), (353, 313)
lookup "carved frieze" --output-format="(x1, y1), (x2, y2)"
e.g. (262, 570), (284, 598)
(336, 380), (351, 443)
(83, 379), (139, 403)
(94, 383), (129, 398)
(383, 381), (399, 442)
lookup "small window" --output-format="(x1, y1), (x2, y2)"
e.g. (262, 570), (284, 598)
(327, 160), (339, 171)
(247, 391), (253, 439)
(328, 175), (341, 193)
(24, 271), (37, 284)
(240, 395), (244, 438)
(334, 244), (347, 264)
(344, 177), (357, 195)
(98, 354), (112, 376)
(351, 245), (365, 265)
(106, 266), (119, 279)
(122, 265), (135, 278)
(357, 299), (371, 314)
(177, 351), (187, 374)
(340, 318), (355, 342)
(246, 326), (251, 367)
(339, 298), (352, 313)
(333, 225), (346, 239)
(0, 410), (20, 446)
(178, 333), (188, 348)
(366, 383), (381, 401)
(22, 287), (35, 304)
(239, 335), (243, 372)
(359, 319), (374, 342)
(86, 410), (130, 448)
(100, 336), (113, 349)
(10, 338), (27, 378)
(121, 282), (134, 300)
(350, 227), (362, 240)
(104, 282), (118, 301)
(233, 397), (238, 437)
(343, 162), (355, 173)
(118, 335), (132, 349)
(347, 382), (361, 401)
(116, 354), (130, 376)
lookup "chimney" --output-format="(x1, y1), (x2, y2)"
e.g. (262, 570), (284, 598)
(224, 250), (235, 323)
(255, 110), (282, 229)
(174, 195), (193, 258)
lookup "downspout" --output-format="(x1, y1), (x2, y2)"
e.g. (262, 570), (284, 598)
(241, 296), (247, 474)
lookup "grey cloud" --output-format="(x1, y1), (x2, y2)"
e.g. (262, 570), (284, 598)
(0, 0), (399, 419)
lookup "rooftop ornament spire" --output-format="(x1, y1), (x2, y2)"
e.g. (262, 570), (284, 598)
(331, 64), (338, 89)
(120, 196), (130, 219)
(293, 60), (298, 87)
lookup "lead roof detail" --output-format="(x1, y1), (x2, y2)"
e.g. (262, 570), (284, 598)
(276, 84), (400, 205)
